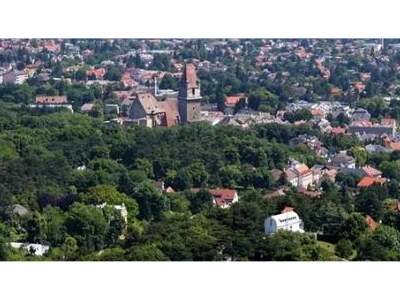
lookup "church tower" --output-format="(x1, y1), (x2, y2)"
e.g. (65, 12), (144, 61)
(178, 63), (202, 123)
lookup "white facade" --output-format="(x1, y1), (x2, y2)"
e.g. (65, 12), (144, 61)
(28, 104), (74, 113)
(285, 162), (316, 189)
(264, 211), (304, 235)
(10, 242), (49, 256)
(298, 172), (313, 189)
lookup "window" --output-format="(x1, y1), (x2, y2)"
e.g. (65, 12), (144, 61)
(192, 88), (195, 95)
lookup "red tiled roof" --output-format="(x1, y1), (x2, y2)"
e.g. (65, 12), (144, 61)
(35, 95), (67, 104)
(362, 165), (382, 178)
(357, 176), (386, 188)
(365, 215), (379, 231)
(210, 189), (237, 207)
(388, 142), (400, 151)
(87, 68), (106, 79)
(158, 98), (179, 127)
(224, 96), (241, 107)
(182, 63), (198, 89)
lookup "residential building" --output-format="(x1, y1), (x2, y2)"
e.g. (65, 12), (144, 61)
(30, 95), (73, 112)
(357, 176), (386, 188)
(264, 211), (304, 235)
(351, 108), (371, 121)
(329, 152), (356, 169)
(208, 188), (239, 209)
(224, 94), (247, 114)
(365, 144), (391, 154)
(361, 165), (383, 178)
(10, 242), (49, 256)
(348, 118), (397, 137)
(285, 161), (316, 189)
(36, 95), (68, 104)
(86, 67), (106, 80)
(2, 70), (28, 84)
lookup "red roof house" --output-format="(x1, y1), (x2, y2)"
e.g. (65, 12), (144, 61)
(361, 165), (383, 178)
(208, 188), (239, 208)
(357, 176), (386, 188)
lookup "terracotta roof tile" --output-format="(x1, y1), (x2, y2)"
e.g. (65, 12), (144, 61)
(357, 176), (386, 188)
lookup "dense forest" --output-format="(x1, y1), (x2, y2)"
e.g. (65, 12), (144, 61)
(0, 101), (399, 261)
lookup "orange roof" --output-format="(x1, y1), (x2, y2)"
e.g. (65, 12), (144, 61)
(357, 176), (386, 188)
(224, 96), (242, 106)
(209, 188), (237, 208)
(87, 68), (106, 79)
(365, 215), (379, 231)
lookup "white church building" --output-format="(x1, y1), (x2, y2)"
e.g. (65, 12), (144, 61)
(264, 211), (304, 235)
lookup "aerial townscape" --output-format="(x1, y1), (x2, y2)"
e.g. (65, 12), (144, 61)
(3, 38), (400, 261)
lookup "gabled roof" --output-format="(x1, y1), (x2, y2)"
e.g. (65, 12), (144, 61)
(357, 176), (386, 188)
(225, 95), (242, 106)
(209, 188), (237, 205)
(293, 163), (312, 176)
(285, 169), (298, 181)
(136, 93), (160, 114)
(361, 165), (382, 177)
(157, 98), (179, 127)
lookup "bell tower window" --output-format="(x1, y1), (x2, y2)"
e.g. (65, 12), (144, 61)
(192, 88), (195, 95)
